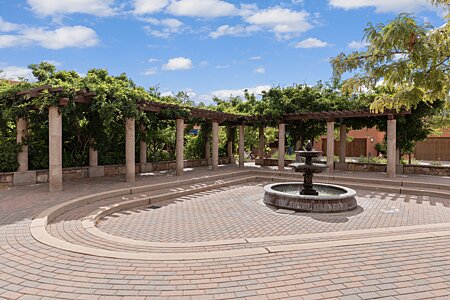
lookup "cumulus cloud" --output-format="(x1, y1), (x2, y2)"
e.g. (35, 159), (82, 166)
(329, 0), (433, 13)
(0, 17), (23, 32)
(162, 57), (193, 70)
(134, 0), (169, 14)
(295, 37), (328, 48)
(254, 67), (265, 74)
(167, 0), (237, 18)
(27, 0), (116, 17)
(0, 25), (99, 49)
(0, 66), (36, 81)
(348, 40), (369, 50)
(209, 24), (259, 39)
(143, 17), (184, 38)
(245, 7), (312, 39)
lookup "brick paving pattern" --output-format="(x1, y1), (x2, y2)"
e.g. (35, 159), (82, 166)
(97, 183), (450, 242)
(1, 166), (450, 299)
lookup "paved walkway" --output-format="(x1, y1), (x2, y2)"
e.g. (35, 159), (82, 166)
(1, 166), (450, 299)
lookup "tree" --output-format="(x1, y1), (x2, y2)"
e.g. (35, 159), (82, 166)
(331, 0), (449, 112)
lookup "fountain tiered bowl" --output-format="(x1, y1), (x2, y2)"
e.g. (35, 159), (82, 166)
(263, 142), (357, 213)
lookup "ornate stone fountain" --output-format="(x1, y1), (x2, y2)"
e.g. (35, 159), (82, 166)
(263, 141), (357, 213)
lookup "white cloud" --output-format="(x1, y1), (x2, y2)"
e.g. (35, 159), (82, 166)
(142, 67), (157, 75)
(143, 17), (184, 38)
(134, 0), (169, 14)
(43, 59), (62, 66)
(24, 26), (99, 49)
(148, 58), (162, 63)
(0, 25), (99, 49)
(0, 66), (35, 81)
(329, 0), (433, 13)
(209, 24), (259, 39)
(210, 85), (271, 99)
(348, 40), (369, 50)
(167, 0), (237, 18)
(245, 7), (312, 39)
(0, 35), (27, 48)
(27, 0), (116, 17)
(295, 37), (328, 48)
(249, 56), (262, 60)
(254, 67), (265, 74)
(0, 17), (22, 32)
(162, 57), (193, 70)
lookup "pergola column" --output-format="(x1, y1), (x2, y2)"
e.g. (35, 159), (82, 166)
(125, 118), (135, 183)
(258, 125), (265, 159)
(238, 124), (245, 168)
(13, 118), (36, 185)
(336, 124), (347, 171)
(139, 124), (152, 173)
(88, 138), (105, 178)
(205, 135), (211, 166)
(176, 118), (184, 176)
(326, 120), (335, 173)
(387, 116), (396, 178)
(16, 118), (28, 172)
(49, 106), (63, 192)
(227, 127), (234, 164)
(278, 123), (285, 171)
(212, 120), (219, 171)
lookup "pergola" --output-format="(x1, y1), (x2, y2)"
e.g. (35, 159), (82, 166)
(12, 85), (409, 192)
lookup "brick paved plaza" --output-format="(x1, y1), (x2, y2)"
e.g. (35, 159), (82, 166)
(1, 166), (450, 299)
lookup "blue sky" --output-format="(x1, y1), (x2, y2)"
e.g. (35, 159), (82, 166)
(0, 0), (445, 103)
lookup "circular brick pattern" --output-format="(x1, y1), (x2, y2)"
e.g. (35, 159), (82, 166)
(2, 167), (450, 298)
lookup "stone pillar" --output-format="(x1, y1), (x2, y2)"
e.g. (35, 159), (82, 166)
(238, 125), (245, 168)
(13, 118), (36, 185)
(396, 148), (403, 174)
(212, 121), (219, 171)
(125, 118), (135, 183)
(326, 120), (335, 172)
(140, 125), (147, 165)
(227, 128), (234, 164)
(139, 124), (152, 172)
(227, 140), (233, 164)
(205, 135), (211, 166)
(258, 125), (265, 159)
(176, 118), (184, 176)
(49, 106), (63, 192)
(16, 118), (28, 172)
(336, 124), (347, 171)
(88, 141), (104, 178)
(278, 123), (285, 171)
(387, 117), (396, 178)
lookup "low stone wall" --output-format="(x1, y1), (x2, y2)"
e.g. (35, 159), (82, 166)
(0, 157), (231, 186)
(255, 158), (295, 167)
(403, 165), (450, 176)
(255, 159), (450, 176)
(346, 162), (387, 173)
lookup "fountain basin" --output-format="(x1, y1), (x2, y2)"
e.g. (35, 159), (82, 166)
(263, 182), (357, 213)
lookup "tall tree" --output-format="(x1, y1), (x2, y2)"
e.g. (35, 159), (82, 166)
(331, 0), (449, 112)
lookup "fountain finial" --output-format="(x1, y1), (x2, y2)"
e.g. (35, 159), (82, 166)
(305, 140), (313, 151)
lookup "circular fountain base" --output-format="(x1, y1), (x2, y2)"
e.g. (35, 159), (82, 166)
(263, 182), (357, 213)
